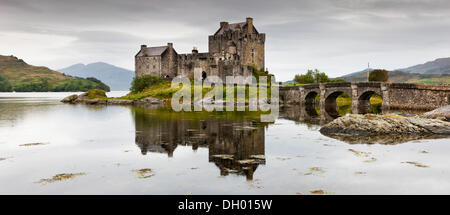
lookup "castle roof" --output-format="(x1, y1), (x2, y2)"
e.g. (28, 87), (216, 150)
(215, 22), (246, 35)
(137, 46), (168, 57)
(214, 22), (259, 36)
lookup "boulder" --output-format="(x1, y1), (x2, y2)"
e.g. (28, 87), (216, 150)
(61, 94), (79, 103)
(422, 105), (450, 121)
(319, 114), (450, 135)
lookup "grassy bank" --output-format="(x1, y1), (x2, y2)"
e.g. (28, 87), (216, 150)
(119, 79), (274, 102)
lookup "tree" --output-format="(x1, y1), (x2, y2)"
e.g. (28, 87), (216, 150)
(0, 75), (12, 92)
(368, 69), (388, 82)
(294, 70), (314, 84)
(294, 69), (331, 84)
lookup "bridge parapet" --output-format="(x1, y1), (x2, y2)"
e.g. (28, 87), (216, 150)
(323, 82), (351, 88)
(301, 84), (320, 89)
(387, 83), (450, 90)
(355, 82), (382, 88)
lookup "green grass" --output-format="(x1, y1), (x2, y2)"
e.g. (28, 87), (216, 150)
(119, 80), (275, 103)
(86, 89), (107, 99)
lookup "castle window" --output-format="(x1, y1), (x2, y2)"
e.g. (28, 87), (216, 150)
(153, 65), (156, 69)
(251, 49), (255, 63)
(202, 71), (207, 80)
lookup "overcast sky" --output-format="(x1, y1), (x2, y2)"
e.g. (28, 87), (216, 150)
(1, 0), (450, 81)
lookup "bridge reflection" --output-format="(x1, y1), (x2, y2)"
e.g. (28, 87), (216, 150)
(132, 106), (267, 180)
(280, 102), (381, 125)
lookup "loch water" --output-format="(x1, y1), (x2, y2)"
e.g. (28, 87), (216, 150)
(0, 92), (449, 194)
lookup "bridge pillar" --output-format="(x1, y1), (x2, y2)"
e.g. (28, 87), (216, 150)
(299, 87), (305, 105)
(351, 82), (358, 114)
(381, 83), (390, 113)
(319, 83), (326, 120)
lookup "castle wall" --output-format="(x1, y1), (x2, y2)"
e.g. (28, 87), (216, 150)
(161, 47), (178, 78)
(135, 18), (265, 80)
(135, 56), (162, 77)
(241, 34), (265, 70)
(208, 31), (265, 71)
(177, 53), (211, 79)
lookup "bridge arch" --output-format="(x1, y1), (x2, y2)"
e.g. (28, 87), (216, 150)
(324, 91), (350, 118)
(305, 91), (319, 105)
(304, 91), (320, 117)
(357, 90), (383, 114)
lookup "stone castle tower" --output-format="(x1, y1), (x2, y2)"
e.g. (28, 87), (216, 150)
(135, 17), (265, 80)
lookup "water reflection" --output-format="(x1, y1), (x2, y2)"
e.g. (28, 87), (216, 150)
(281, 101), (384, 125)
(133, 107), (268, 180)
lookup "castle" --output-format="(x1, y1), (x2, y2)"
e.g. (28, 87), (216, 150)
(135, 17), (265, 80)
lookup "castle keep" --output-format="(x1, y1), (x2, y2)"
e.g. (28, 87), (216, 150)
(135, 17), (265, 80)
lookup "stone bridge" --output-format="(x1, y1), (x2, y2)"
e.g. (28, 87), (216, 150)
(280, 82), (450, 119)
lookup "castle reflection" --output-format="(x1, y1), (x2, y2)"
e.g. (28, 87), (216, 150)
(132, 106), (267, 180)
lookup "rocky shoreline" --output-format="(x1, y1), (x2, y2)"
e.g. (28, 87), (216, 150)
(61, 93), (166, 105)
(320, 112), (450, 136)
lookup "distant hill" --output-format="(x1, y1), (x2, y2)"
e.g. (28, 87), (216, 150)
(398, 57), (450, 74)
(0, 55), (110, 92)
(342, 70), (450, 84)
(341, 58), (450, 84)
(341, 68), (374, 78)
(59, 62), (134, 90)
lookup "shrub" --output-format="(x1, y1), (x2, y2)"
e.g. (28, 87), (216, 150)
(130, 75), (163, 93)
(368, 69), (388, 82)
(86, 89), (106, 99)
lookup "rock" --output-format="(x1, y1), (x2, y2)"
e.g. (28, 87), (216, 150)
(60, 93), (165, 106)
(78, 92), (88, 99)
(422, 105), (450, 121)
(85, 98), (100, 105)
(60, 94), (79, 103)
(320, 114), (450, 135)
(321, 133), (446, 145)
(107, 99), (135, 105)
(139, 97), (165, 104)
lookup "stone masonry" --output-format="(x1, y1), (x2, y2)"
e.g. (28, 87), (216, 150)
(135, 17), (265, 80)
(279, 82), (450, 120)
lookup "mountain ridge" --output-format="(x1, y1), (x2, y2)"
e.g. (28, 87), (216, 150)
(58, 62), (134, 90)
(397, 57), (450, 74)
(0, 55), (110, 92)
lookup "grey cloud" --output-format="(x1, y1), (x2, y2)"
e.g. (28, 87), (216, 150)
(1, 0), (450, 80)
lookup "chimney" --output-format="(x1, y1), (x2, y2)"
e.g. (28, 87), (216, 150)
(220, 21), (229, 29)
(192, 46), (198, 54)
(140, 44), (147, 52)
(167, 42), (173, 49)
(140, 45), (147, 56)
(246, 17), (253, 34)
